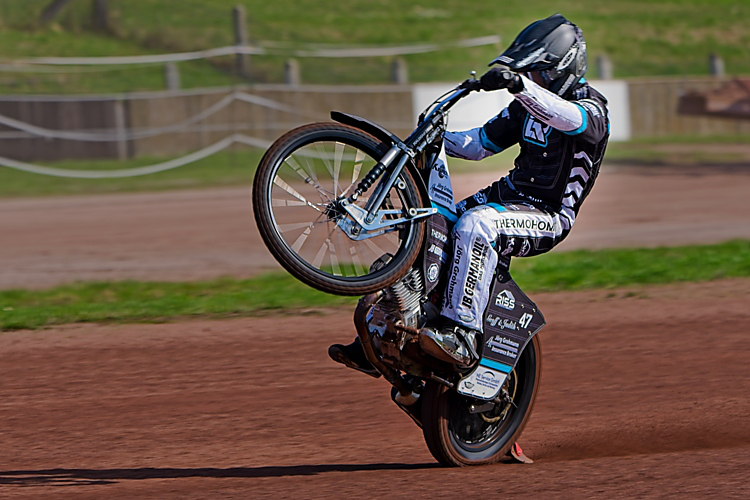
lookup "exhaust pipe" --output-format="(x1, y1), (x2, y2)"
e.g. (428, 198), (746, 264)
(353, 292), (414, 398)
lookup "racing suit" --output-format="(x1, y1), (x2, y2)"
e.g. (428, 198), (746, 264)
(440, 75), (610, 331)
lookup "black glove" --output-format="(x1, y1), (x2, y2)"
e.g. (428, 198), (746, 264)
(480, 66), (523, 93)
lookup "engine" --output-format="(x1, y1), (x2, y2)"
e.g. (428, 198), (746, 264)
(364, 266), (441, 376)
(379, 266), (425, 328)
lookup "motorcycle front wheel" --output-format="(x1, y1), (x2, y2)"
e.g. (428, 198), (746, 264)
(253, 123), (425, 296)
(421, 335), (542, 466)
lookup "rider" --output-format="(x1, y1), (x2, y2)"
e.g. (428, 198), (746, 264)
(330, 13), (610, 374)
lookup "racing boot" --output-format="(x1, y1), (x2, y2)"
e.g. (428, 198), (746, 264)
(419, 321), (480, 366)
(328, 337), (381, 378)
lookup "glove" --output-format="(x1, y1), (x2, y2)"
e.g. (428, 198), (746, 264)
(480, 66), (523, 93)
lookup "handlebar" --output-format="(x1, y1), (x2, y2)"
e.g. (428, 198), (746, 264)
(459, 78), (482, 91)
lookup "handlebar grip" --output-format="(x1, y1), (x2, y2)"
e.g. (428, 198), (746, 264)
(460, 79), (482, 91)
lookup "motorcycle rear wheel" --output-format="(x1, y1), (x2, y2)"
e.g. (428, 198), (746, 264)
(421, 335), (542, 466)
(253, 123), (425, 296)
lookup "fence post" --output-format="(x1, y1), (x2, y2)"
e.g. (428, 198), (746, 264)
(164, 62), (181, 90)
(391, 57), (408, 84)
(284, 59), (300, 85)
(709, 52), (725, 78)
(113, 98), (129, 161)
(596, 54), (613, 80)
(39, 0), (73, 24)
(232, 5), (249, 78)
(92, 0), (110, 32)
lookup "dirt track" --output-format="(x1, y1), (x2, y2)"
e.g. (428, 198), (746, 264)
(2, 279), (750, 498)
(2, 165), (750, 497)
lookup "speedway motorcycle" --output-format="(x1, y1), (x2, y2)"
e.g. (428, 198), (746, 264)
(252, 76), (544, 466)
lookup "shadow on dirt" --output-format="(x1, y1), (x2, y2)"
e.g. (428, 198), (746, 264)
(0, 462), (442, 486)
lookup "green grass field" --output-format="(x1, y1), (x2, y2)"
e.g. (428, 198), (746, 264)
(0, 0), (748, 93)
(2, 239), (749, 330)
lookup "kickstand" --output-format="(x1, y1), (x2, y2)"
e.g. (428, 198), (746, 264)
(507, 441), (534, 464)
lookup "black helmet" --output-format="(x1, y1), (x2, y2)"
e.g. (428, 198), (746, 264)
(491, 14), (587, 98)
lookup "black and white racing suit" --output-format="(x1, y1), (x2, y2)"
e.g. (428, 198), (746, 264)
(441, 75), (610, 331)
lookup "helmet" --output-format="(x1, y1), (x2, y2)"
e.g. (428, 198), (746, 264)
(491, 14), (587, 98)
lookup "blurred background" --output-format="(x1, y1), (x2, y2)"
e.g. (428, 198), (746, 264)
(0, 0), (749, 197)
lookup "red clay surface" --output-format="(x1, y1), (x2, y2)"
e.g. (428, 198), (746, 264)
(2, 165), (750, 497)
(2, 280), (750, 498)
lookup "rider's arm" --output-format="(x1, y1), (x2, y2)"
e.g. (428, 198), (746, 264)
(443, 127), (503, 161)
(512, 75), (607, 141)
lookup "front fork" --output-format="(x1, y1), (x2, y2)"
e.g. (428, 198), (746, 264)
(338, 145), (435, 239)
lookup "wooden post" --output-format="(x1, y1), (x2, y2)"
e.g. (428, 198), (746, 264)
(284, 59), (300, 85)
(709, 52), (725, 78)
(39, 0), (73, 23)
(596, 54), (613, 80)
(164, 62), (181, 90)
(391, 57), (408, 84)
(92, 0), (110, 32)
(232, 5), (249, 79)
(113, 98), (128, 161)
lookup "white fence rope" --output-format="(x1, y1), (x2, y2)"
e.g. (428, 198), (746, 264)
(0, 133), (271, 178)
(0, 91), (317, 142)
(4, 35), (500, 67)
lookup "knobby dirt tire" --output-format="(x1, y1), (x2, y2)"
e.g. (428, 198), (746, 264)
(252, 123), (425, 296)
(421, 335), (542, 466)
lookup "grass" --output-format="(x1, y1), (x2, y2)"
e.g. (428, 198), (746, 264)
(0, 148), (265, 197)
(2, 239), (749, 330)
(0, 0), (749, 93)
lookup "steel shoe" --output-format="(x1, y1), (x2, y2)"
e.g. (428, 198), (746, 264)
(328, 337), (381, 378)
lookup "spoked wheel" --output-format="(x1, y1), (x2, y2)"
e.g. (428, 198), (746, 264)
(253, 123), (425, 295)
(421, 335), (542, 466)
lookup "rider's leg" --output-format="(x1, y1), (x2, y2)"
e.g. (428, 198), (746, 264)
(422, 201), (570, 364)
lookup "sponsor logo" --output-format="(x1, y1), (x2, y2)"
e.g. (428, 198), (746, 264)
(445, 247), (463, 310)
(497, 217), (556, 233)
(518, 239), (531, 257)
(433, 161), (448, 178)
(430, 183), (454, 205)
(501, 236), (516, 256)
(486, 314), (517, 331)
(428, 243), (447, 262)
(459, 314), (474, 323)
(475, 370), (502, 391)
(455, 199), (467, 215)
(486, 335), (519, 359)
(556, 47), (576, 72)
(515, 47), (545, 68)
(460, 237), (489, 309)
(430, 229), (448, 243)
(580, 100), (602, 117)
(427, 263), (440, 283)
(472, 191), (487, 205)
(523, 115), (552, 147)
(495, 290), (516, 310)
(487, 335), (520, 350)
